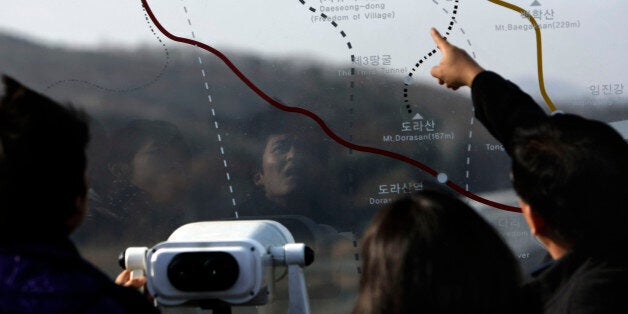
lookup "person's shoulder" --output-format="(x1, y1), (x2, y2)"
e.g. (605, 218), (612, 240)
(572, 256), (628, 289)
(72, 252), (160, 313)
(573, 254), (628, 279)
(55, 254), (159, 314)
(525, 251), (628, 313)
(88, 284), (160, 314)
(0, 250), (158, 314)
(560, 257), (628, 313)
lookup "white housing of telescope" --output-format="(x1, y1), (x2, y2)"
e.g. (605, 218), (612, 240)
(123, 220), (312, 314)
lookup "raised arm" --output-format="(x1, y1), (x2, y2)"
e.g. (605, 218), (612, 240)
(429, 27), (548, 152)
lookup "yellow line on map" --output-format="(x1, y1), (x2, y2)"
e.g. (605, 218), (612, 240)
(488, 0), (557, 112)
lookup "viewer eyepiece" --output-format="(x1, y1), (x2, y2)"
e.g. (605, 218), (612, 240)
(167, 252), (239, 292)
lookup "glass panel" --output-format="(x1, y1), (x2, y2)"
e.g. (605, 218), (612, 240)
(2, 1), (626, 312)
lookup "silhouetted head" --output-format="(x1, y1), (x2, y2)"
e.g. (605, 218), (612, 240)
(511, 114), (628, 252)
(0, 75), (89, 238)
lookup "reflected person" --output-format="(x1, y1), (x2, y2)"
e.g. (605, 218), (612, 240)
(244, 108), (350, 228)
(242, 109), (356, 305)
(84, 119), (194, 246)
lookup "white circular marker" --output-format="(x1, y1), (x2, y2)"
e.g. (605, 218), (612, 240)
(404, 76), (414, 85)
(437, 173), (448, 183)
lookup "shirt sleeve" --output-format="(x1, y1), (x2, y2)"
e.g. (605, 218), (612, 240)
(471, 71), (549, 155)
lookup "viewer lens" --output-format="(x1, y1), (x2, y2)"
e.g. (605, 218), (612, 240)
(167, 252), (239, 291)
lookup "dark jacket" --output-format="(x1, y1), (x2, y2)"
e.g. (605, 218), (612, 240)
(0, 238), (159, 314)
(471, 71), (628, 313)
(524, 249), (628, 314)
(471, 70), (548, 154)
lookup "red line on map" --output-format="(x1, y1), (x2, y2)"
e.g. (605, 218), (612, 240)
(140, 0), (521, 213)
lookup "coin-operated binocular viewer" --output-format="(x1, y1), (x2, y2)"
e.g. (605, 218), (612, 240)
(120, 220), (314, 314)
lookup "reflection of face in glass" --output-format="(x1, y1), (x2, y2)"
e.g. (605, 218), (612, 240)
(255, 134), (324, 206)
(131, 139), (189, 204)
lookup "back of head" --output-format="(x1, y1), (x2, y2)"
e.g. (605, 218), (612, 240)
(0, 75), (89, 239)
(353, 190), (522, 314)
(511, 114), (628, 252)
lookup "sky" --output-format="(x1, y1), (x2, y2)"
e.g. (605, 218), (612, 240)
(1, 0), (627, 115)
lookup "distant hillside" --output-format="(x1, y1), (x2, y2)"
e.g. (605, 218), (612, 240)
(0, 31), (511, 196)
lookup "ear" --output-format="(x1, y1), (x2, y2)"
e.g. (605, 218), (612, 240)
(65, 194), (87, 234)
(253, 171), (264, 186)
(67, 174), (89, 234)
(518, 198), (546, 236)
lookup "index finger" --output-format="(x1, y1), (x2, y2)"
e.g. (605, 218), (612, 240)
(430, 27), (448, 50)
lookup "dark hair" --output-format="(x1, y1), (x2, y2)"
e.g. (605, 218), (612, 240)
(511, 114), (628, 249)
(244, 108), (330, 166)
(353, 190), (523, 314)
(0, 75), (89, 237)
